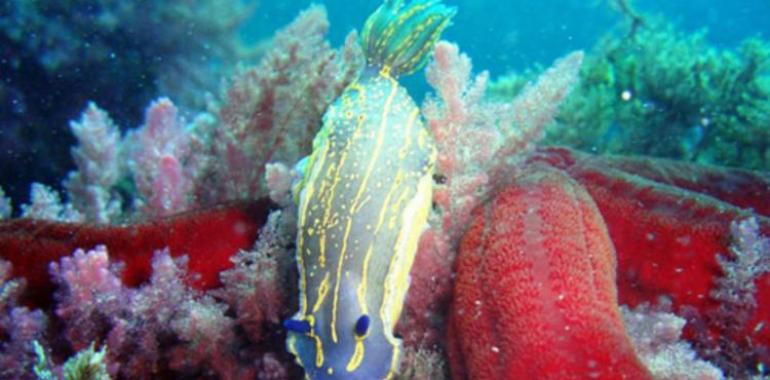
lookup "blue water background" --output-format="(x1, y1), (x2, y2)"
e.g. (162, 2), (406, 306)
(244, 0), (770, 84)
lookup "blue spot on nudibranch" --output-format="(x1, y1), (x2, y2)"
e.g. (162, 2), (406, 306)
(284, 319), (312, 334)
(355, 315), (370, 337)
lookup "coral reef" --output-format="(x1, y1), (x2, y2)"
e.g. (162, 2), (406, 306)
(2, 82), (769, 380)
(1, 205), (293, 379)
(5, 5), (359, 225)
(1, 2), (770, 379)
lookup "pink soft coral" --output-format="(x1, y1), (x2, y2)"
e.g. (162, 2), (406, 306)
(399, 41), (583, 349)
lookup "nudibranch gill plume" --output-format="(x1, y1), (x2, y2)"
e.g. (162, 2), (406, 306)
(284, 1), (456, 379)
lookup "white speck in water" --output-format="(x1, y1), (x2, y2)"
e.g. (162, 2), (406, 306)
(621, 90), (632, 101)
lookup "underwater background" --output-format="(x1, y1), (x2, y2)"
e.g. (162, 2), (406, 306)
(2, 0), (769, 206)
(2, 1), (770, 379)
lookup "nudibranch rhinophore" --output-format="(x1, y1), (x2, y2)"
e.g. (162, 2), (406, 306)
(283, 1), (456, 379)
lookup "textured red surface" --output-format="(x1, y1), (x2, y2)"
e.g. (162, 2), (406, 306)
(0, 200), (272, 306)
(3, 146), (770, 376)
(447, 167), (652, 380)
(533, 147), (770, 369)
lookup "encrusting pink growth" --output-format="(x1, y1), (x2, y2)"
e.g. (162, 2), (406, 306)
(423, 41), (583, 243)
(264, 162), (295, 207)
(215, 209), (293, 343)
(622, 305), (724, 380)
(0, 260), (47, 380)
(399, 347), (450, 379)
(49, 245), (126, 349)
(710, 217), (770, 373)
(210, 5), (362, 201)
(447, 167), (652, 380)
(255, 352), (290, 380)
(131, 97), (199, 217)
(20, 183), (82, 222)
(36, 231), (293, 379)
(64, 102), (123, 223)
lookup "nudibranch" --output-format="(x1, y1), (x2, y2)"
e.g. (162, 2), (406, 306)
(284, 1), (455, 379)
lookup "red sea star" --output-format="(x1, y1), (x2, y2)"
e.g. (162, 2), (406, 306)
(448, 167), (653, 380)
(446, 147), (770, 378)
(0, 200), (271, 307)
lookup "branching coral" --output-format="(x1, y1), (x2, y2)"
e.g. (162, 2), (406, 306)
(37, 238), (293, 379)
(208, 5), (363, 202)
(9, 5), (362, 223)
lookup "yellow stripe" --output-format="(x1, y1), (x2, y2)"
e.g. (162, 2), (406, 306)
(354, 194), (372, 214)
(313, 334), (324, 367)
(296, 132), (330, 316)
(376, 169), (403, 232)
(383, 171), (433, 330)
(357, 165), (402, 318)
(387, 345), (400, 379)
(388, 186), (412, 230)
(346, 337), (367, 371)
(398, 110), (418, 159)
(312, 272), (331, 313)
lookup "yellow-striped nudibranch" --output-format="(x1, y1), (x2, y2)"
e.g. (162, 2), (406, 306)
(284, 1), (455, 379)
